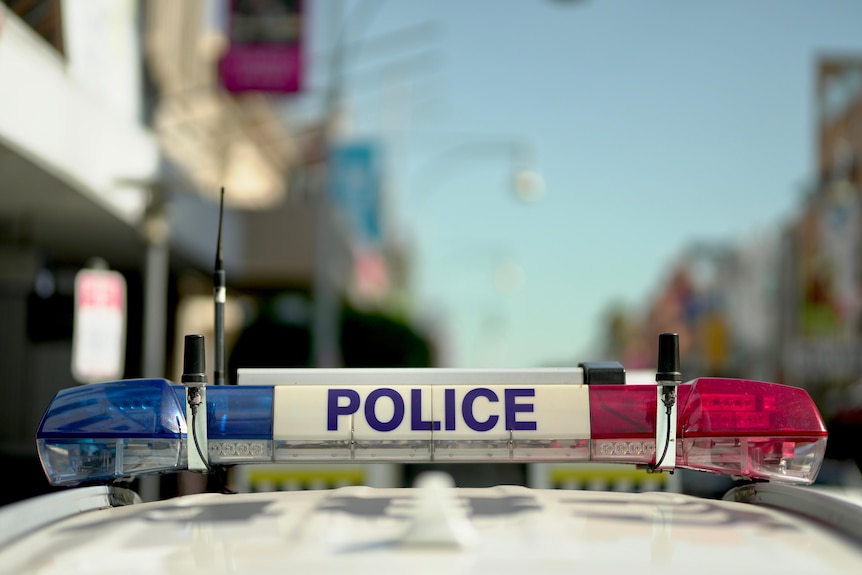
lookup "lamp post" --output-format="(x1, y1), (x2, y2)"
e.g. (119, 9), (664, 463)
(402, 136), (543, 210)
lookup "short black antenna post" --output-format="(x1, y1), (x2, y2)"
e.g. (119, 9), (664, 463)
(214, 187), (226, 386)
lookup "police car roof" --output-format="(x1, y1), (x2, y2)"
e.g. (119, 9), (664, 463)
(3, 481), (862, 574)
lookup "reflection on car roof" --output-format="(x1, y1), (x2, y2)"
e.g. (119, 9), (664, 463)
(2, 485), (862, 575)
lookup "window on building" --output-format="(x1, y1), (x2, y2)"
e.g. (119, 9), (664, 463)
(2, 0), (64, 55)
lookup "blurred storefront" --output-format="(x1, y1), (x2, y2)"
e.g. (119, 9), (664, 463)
(600, 235), (780, 384)
(596, 55), (862, 475)
(0, 0), (158, 501)
(601, 57), (862, 392)
(775, 57), (862, 471)
(0, 0), (432, 501)
(780, 58), (862, 397)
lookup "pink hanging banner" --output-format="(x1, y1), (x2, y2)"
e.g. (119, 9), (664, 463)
(219, 0), (304, 94)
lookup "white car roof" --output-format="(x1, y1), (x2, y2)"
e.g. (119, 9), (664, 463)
(2, 482), (862, 575)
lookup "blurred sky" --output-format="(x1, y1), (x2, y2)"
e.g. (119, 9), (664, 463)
(288, 0), (862, 368)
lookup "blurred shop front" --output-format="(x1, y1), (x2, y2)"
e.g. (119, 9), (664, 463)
(591, 56), (862, 487)
(0, 1), (434, 502)
(0, 0), (159, 501)
(778, 57), (862, 470)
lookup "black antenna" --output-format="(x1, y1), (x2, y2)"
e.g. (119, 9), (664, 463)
(214, 187), (226, 386)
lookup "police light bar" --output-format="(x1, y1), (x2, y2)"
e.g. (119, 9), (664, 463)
(36, 369), (827, 487)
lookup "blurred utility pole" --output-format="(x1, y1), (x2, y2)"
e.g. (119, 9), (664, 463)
(136, 181), (170, 503)
(406, 136), (544, 211)
(311, 1), (344, 369)
(312, 0), (388, 367)
(310, 1), (448, 367)
(115, 176), (171, 382)
(141, 188), (170, 380)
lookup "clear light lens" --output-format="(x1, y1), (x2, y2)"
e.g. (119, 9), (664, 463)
(354, 440), (434, 461)
(679, 436), (827, 484)
(512, 439), (590, 460)
(434, 440), (512, 460)
(208, 439), (271, 463)
(37, 379), (187, 486)
(274, 440), (353, 461)
(272, 439), (591, 462)
(38, 438), (183, 485)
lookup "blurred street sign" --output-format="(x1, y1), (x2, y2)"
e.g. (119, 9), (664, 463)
(328, 141), (382, 246)
(72, 268), (127, 383)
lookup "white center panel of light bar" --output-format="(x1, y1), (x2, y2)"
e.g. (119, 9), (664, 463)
(270, 381), (591, 462)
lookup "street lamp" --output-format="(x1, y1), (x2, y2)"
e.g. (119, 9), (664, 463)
(404, 136), (544, 211)
(513, 167), (544, 203)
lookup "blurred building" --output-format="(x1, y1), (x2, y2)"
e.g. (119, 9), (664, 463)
(594, 56), (862, 475)
(785, 57), (862, 471)
(601, 57), (862, 390)
(817, 58), (862, 188)
(602, 234), (780, 383)
(0, 0), (160, 501)
(0, 1), (433, 502)
(778, 58), (862, 403)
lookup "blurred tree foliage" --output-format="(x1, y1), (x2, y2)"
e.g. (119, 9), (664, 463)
(229, 297), (433, 382)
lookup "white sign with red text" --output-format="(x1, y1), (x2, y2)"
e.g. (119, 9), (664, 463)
(72, 269), (127, 383)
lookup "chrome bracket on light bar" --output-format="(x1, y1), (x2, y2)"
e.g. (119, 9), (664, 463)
(182, 334), (209, 472)
(653, 333), (682, 472)
(653, 385), (677, 472)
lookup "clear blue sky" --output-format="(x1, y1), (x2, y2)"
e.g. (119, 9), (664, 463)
(292, 0), (862, 368)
